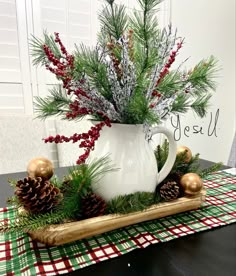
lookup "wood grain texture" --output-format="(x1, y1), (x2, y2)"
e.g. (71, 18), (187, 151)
(28, 188), (206, 246)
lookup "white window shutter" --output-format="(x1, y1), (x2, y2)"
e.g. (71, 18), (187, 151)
(31, 0), (99, 95)
(15, 0), (33, 114)
(0, 0), (24, 114)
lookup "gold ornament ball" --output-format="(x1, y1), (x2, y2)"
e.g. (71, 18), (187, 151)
(180, 173), (203, 196)
(27, 157), (54, 180)
(176, 146), (192, 163)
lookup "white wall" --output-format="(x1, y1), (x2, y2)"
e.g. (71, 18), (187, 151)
(165, 0), (236, 164)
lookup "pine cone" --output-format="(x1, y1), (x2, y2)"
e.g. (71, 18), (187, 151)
(168, 171), (184, 184)
(160, 181), (180, 201)
(60, 178), (72, 195)
(15, 177), (62, 214)
(81, 192), (106, 219)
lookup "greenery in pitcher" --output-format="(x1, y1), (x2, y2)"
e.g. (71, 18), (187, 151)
(30, 0), (218, 164)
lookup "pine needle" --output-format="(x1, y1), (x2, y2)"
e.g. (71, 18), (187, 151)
(155, 140), (222, 180)
(199, 162), (223, 178)
(0, 210), (68, 233)
(99, 1), (128, 40)
(33, 85), (73, 120)
(106, 191), (160, 214)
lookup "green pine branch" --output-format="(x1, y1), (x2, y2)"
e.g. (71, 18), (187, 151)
(6, 195), (19, 207)
(156, 140), (222, 179)
(155, 139), (169, 171)
(123, 92), (158, 124)
(106, 191), (160, 214)
(0, 210), (69, 233)
(133, 39), (160, 78)
(157, 71), (183, 96)
(170, 92), (212, 118)
(99, 0), (127, 40)
(86, 155), (118, 184)
(170, 93), (190, 114)
(190, 94), (212, 117)
(199, 163), (223, 178)
(187, 56), (218, 94)
(130, 0), (162, 75)
(33, 85), (73, 119)
(158, 56), (218, 97)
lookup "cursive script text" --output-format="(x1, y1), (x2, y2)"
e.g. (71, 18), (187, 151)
(170, 109), (220, 141)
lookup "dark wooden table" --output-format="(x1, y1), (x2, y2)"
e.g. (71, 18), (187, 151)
(1, 160), (235, 276)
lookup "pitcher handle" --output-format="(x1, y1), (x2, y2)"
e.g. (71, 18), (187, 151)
(151, 126), (177, 186)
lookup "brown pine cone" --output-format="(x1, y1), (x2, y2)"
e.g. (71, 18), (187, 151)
(60, 178), (72, 195)
(81, 192), (106, 219)
(168, 171), (184, 184)
(160, 181), (180, 201)
(15, 176), (62, 214)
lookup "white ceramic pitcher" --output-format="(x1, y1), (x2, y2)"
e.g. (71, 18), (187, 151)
(91, 123), (177, 201)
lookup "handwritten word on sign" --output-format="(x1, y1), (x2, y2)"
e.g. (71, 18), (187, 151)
(170, 109), (219, 141)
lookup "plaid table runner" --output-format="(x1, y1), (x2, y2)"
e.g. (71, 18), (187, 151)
(0, 170), (236, 276)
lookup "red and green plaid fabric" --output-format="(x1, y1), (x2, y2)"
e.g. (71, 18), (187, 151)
(0, 171), (236, 276)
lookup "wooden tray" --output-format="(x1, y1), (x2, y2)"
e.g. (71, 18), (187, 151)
(28, 188), (206, 246)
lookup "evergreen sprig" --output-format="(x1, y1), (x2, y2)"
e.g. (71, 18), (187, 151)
(0, 210), (68, 233)
(34, 85), (73, 119)
(130, 0), (162, 74)
(157, 71), (183, 96)
(187, 56), (218, 94)
(170, 93), (189, 114)
(106, 191), (161, 214)
(155, 139), (169, 171)
(190, 94), (212, 117)
(199, 163), (223, 178)
(156, 139), (223, 179)
(99, 0), (128, 40)
(123, 92), (158, 124)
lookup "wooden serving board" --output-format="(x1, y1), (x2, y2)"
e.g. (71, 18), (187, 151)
(28, 189), (206, 246)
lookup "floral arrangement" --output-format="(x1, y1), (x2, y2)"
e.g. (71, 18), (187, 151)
(31, 0), (218, 164)
(0, 0), (222, 242)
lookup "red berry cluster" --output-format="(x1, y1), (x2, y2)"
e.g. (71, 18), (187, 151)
(44, 118), (111, 164)
(54, 32), (74, 68)
(151, 90), (161, 98)
(149, 90), (162, 108)
(77, 120), (111, 164)
(65, 87), (92, 119)
(156, 39), (183, 86)
(43, 33), (74, 89)
(41, 33), (114, 164)
(66, 103), (90, 119)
